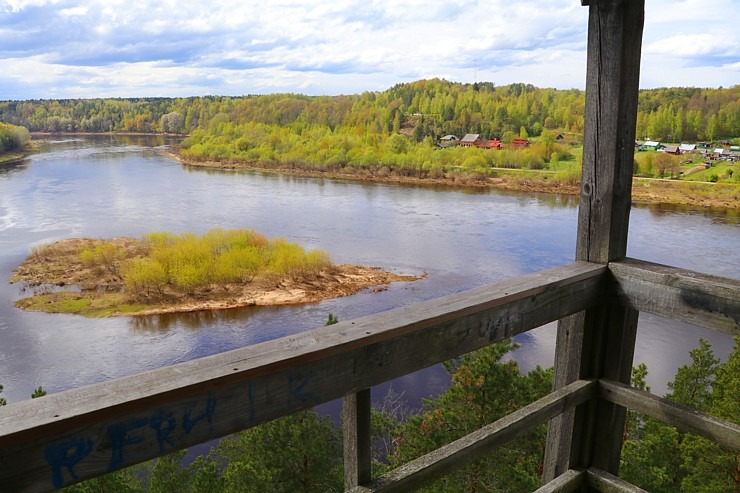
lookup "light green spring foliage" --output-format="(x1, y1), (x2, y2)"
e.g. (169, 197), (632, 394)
(113, 228), (331, 300)
(0, 122), (30, 153)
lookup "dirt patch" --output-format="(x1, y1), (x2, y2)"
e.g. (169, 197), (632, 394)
(11, 237), (419, 317)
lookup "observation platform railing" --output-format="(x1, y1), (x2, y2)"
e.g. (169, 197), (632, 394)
(0, 258), (737, 492)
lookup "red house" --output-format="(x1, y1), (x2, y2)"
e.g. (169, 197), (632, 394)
(512, 139), (530, 149)
(479, 139), (502, 150)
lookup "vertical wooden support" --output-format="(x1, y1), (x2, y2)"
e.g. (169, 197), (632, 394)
(342, 389), (372, 489)
(544, 0), (644, 484)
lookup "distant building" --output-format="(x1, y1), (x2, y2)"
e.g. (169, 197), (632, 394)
(439, 135), (459, 148)
(479, 139), (502, 150)
(679, 143), (696, 154)
(512, 138), (530, 148)
(661, 145), (680, 155)
(460, 134), (482, 147)
(643, 141), (661, 151)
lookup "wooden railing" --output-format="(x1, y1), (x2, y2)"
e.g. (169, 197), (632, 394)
(0, 259), (737, 492)
(1, 1), (739, 492)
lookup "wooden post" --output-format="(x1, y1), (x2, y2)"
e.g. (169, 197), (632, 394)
(343, 389), (372, 489)
(544, 0), (644, 484)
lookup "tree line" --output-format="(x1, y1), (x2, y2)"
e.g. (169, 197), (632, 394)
(0, 81), (736, 142)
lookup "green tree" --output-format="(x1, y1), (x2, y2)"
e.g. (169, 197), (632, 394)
(215, 411), (343, 492)
(621, 338), (739, 493)
(31, 386), (47, 398)
(390, 340), (552, 492)
(325, 313), (339, 326)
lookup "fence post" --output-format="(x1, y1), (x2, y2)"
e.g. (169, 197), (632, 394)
(343, 389), (372, 489)
(544, 0), (644, 483)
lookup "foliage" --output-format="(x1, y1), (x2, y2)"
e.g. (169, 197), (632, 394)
(389, 340), (553, 492)
(114, 228), (331, 300)
(0, 384), (5, 406)
(621, 338), (739, 492)
(0, 122), (30, 152)
(1, 83), (735, 182)
(324, 313), (339, 326)
(31, 386), (46, 398)
(214, 411), (343, 492)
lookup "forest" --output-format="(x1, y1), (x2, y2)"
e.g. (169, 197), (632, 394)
(3, 337), (735, 492)
(0, 81), (738, 142)
(1, 81), (738, 190)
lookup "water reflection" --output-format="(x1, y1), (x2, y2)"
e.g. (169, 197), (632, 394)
(0, 158), (30, 177)
(130, 307), (260, 333)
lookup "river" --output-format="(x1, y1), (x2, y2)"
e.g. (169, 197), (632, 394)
(0, 136), (737, 410)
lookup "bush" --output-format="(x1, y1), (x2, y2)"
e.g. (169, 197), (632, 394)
(122, 229), (332, 296)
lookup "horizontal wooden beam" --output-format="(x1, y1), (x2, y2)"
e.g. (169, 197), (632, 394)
(348, 380), (597, 493)
(586, 466), (649, 493)
(609, 258), (740, 336)
(0, 262), (606, 493)
(533, 468), (585, 493)
(599, 379), (740, 451)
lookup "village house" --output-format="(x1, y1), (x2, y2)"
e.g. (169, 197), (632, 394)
(679, 143), (696, 154)
(439, 135), (459, 148)
(660, 144), (680, 155)
(460, 133), (482, 147)
(643, 140), (661, 151)
(475, 138), (502, 150)
(512, 138), (530, 148)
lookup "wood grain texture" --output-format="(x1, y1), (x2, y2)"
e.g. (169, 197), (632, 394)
(0, 262), (605, 492)
(544, 0), (645, 483)
(610, 258), (740, 335)
(599, 379), (740, 451)
(348, 380), (596, 493)
(586, 467), (649, 493)
(342, 389), (372, 489)
(533, 469), (586, 493)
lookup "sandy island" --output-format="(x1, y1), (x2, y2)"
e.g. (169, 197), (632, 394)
(11, 237), (419, 318)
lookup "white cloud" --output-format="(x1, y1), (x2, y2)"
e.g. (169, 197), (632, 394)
(647, 33), (738, 58)
(0, 0), (737, 99)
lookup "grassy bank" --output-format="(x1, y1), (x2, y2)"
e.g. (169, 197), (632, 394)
(174, 153), (738, 210)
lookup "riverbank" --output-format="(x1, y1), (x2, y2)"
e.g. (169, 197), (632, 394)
(159, 149), (739, 210)
(11, 237), (419, 318)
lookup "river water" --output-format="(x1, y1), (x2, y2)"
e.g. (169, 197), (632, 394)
(0, 136), (737, 408)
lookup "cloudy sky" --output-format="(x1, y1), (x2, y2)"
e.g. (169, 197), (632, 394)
(1, 0), (738, 100)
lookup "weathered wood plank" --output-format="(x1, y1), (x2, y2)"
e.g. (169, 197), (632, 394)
(586, 467), (649, 493)
(533, 469), (585, 493)
(347, 380), (596, 493)
(544, 0), (644, 483)
(0, 262), (605, 492)
(342, 389), (372, 489)
(610, 258), (740, 336)
(599, 379), (740, 451)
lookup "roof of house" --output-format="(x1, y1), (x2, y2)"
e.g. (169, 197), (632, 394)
(679, 143), (696, 151)
(644, 141), (660, 147)
(440, 135), (459, 141)
(461, 134), (481, 143)
(663, 145), (680, 153)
